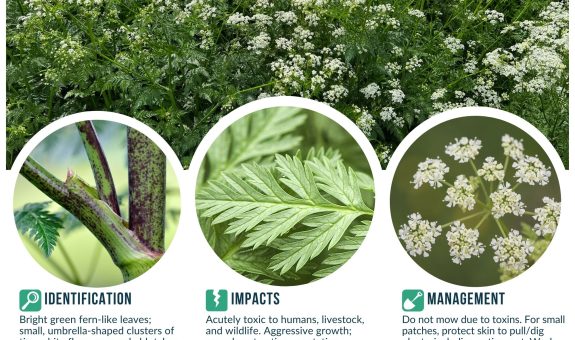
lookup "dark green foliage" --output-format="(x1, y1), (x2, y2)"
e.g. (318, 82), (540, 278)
(6, 0), (568, 168)
(15, 202), (64, 257)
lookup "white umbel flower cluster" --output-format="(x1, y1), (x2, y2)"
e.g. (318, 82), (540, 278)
(446, 221), (485, 264)
(484, 9), (504, 25)
(398, 213), (441, 257)
(533, 197), (560, 236)
(444, 175), (476, 211)
(477, 156), (504, 181)
(445, 137), (482, 163)
(489, 182), (525, 218)
(444, 36), (464, 53)
(412, 158), (450, 189)
(360, 83), (381, 99)
(501, 134), (524, 160)
(356, 111), (376, 135)
(512, 155), (551, 185)
(491, 229), (534, 273)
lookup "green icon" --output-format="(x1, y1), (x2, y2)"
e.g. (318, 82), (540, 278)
(206, 289), (228, 311)
(20, 289), (42, 312)
(402, 289), (424, 312)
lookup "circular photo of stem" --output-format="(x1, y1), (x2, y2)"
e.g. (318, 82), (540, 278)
(13, 120), (180, 287)
(391, 116), (561, 286)
(195, 107), (375, 285)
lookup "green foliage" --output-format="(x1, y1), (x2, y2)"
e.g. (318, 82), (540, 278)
(197, 109), (373, 284)
(15, 202), (64, 257)
(198, 152), (373, 283)
(6, 0), (568, 168)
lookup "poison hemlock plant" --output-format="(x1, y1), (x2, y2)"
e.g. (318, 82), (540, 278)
(396, 132), (560, 284)
(6, 1), (568, 168)
(14, 121), (170, 286)
(196, 108), (374, 285)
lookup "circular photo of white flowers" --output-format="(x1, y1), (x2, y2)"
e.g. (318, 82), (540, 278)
(390, 116), (561, 286)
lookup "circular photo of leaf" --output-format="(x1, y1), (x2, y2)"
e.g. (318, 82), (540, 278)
(195, 107), (375, 285)
(390, 116), (561, 286)
(13, 120), (180, 287)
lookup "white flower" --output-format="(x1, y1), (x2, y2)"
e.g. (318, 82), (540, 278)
(227, 12), (250, 25)
(360, 83), (381, 99)
(247, 32), (270, 53)
(477, 157), (504, 181)
(275, 37), (294, 50)
(399, 213), (442, 257)
(490, 182), (525, 218)
(501, 134), (524, 160)
(491, 230), (534, 273)
(252, 13), (272, 27)
(445, 137), (482, 163)
(408, 9), (425, 18)
(389, 88), (405, 103)
(431, 88), (447, 101)
(464, 59), (478, 73)
(533, 197), (560, 236)
(323, 85), (348, 103)
(444, 175), (476, 211)
(444, 36), (464, 53)
(332, 27), (346, 38)
(275, 11), (298, 25)
(512, 155), (551, 185)
(484, 9), (504, 24)
(294, 26), (313, 41)
(412, 158), (450, 189)
(379, 107), (396, 121)
(405, 56), (423, 72)
(356, 112), (376, 135)
(446, 221), (485, 264)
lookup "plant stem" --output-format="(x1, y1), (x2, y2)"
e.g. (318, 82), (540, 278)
(20, 159), (160, 282)
(58, 241), (82, 285)
(495, 218), (508, 237)
(127, 128), (166, 253)
(474, 213), (491, 229)
(85, 245), (102, 286)
(470, 160), (489, 200)
(76, 121), (121, 215)
(441, 210), (487, 227)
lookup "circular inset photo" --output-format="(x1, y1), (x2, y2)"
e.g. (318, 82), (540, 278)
(13, 120), (180, 287)
(195, 106), (375, 285)
(391, 115), (561, 286)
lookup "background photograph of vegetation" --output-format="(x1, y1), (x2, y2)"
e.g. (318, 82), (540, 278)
(196, 107), (374, 285)
(6, 1), (568, 168)
(13, 121), (180, 287)
(390, 116), (560, 286)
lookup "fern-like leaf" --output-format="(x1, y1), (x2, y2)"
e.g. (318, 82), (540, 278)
(313, 220), (370, 278)
(197, 153), (373, 274)
(201, 107), (306, 183)
(14, 202), (64, 257)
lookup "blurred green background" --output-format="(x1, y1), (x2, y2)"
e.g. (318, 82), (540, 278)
(13, 121), (180, 287)
(390, 116), (561, 286)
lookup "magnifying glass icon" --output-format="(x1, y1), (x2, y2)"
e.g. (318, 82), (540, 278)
(21, 291), (40, 311)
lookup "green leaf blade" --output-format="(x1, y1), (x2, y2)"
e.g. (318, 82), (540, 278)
(14, 202), (64, 257)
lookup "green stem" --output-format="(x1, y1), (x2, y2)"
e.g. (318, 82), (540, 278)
(84, 245), (102, 285)
(76, 121), (121, 215)
(474, 213), (491, 229)
(20, 159), (159, 282)
(441, 210), (487, 228)
(128, 128), (166, 253)
(440, 180), (454, 188)
(495, 218), (508, 237)
(470, 160), (489, 200)
(58, 242), (82, 285)
(23, 236), (74, 283)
